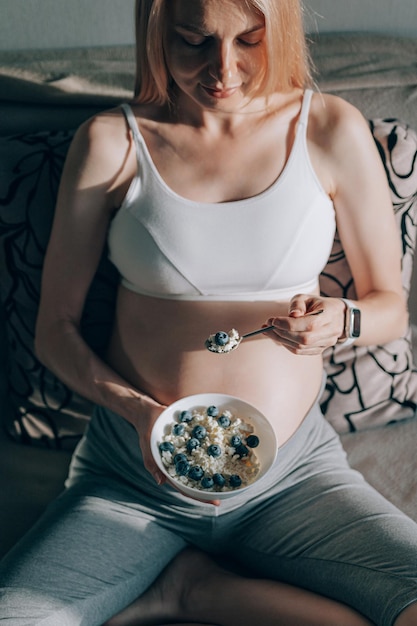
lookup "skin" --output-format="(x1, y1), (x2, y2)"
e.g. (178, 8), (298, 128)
(34, 0), (416, 624)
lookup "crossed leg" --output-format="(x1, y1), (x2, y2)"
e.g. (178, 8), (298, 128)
(103, 464), (417, 626)
(394, 603), (417, 626)
(103, 548), (373, 626)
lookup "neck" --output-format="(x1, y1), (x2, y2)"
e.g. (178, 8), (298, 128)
(170, 89), (276, 135)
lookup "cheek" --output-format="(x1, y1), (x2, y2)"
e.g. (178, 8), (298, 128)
(168, 48), (207, 83)
(244, 48), (268, 91)
(247, 47), (268, 75)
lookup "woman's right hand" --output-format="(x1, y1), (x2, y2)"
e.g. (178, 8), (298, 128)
(129, 395), (221, 505)
(127, 395), (168, 485)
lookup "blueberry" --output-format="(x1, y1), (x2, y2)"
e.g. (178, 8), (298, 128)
(173, 453), (188, 465)
(188, 465), (204, 481)
(207, 405), (219, 417)
(186, 438), (200, 452)
(217, 414), (231, 428)
(173, 423), (185, 436)
(214, 331), (229, 346)
(213, 473), (226, 487)
(159, 441), (175, 454)
(246, 435), (260, 448)
(201, 476), (214, 489)
(175, 460), (190, 476)
(230, 435), (242, 447)
(235, 444), (249, 457)
(229, 475), (242, 488)
(179, 410), (193, 423)
(207, 444), (222, 457)
(192, 425), (207, 440)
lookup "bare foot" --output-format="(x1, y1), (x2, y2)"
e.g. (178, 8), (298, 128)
(103, 546), (373, 626)
(103, 547), (225, 626)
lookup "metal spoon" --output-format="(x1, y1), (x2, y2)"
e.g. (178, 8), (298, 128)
(205, 309), (324, 354)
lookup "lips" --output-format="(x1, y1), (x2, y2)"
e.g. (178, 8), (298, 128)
(201, 84), (240, 99)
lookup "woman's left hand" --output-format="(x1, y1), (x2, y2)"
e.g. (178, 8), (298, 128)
(265, 294), (346, 355)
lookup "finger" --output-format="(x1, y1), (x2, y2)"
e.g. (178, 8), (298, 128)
(281, 340), (328, 356)
(185, 489), (221, 506)
(268, 315), (322, 336)
(187, 494), (221, 506)
(288, 294), (307, 317)
(150, 465), (166, 486)
(142, 448), (166, 485)
(290, 296), (326, 318)
(270, 324), (335, 354)
(165, 477), (220, 506)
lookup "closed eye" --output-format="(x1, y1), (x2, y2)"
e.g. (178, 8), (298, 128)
(237, 28), (265, 47)
(175, 25), (209, 48)
(180, 35), (207, 47)
(238, 38), (262, 47)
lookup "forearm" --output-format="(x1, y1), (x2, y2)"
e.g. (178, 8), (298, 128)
(271, 288), (408, 357)
(34, 318), (161, 429)
(347, 289), (408, 347)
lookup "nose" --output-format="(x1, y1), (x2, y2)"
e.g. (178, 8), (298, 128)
(208, 40), (238, 85)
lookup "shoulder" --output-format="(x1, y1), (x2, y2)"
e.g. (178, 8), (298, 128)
(69, 102), (167, 172)
(307, 92), (378, 196)
(308, 92), (372, 152)
(70, 107), (130, 169)
(60, 106), (139, 208)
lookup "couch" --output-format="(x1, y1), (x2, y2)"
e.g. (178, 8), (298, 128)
(1, 33), (417, 561)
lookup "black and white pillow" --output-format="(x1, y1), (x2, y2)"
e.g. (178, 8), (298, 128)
(320, 119), (417, 432)
(0, 131), (118, 449)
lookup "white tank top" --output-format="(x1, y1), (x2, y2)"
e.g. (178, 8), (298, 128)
(107, 90), (335, 301)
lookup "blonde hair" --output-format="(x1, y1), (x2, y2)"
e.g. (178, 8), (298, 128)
(134, 0), (312, 104)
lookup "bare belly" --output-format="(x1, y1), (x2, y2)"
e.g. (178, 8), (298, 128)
(106, 287), (325, 445)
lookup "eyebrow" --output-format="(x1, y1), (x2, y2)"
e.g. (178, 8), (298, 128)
(174, 23), (211, 36)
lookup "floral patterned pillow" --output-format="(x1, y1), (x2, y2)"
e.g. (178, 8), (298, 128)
(0, 119), (416, 449)
(0, 131), (118, 449)
(320, 119), (417, 432)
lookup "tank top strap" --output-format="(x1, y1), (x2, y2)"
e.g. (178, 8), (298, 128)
(298, 89), (314, 128)
(120, 103), (146, 157)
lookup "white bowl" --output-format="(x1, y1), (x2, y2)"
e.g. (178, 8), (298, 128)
(150, 393), (278, 501)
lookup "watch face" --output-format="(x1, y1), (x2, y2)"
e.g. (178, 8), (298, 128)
(352, 309), (361, 338)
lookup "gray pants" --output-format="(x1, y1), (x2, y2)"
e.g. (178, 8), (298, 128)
(1, 397), (417, 626)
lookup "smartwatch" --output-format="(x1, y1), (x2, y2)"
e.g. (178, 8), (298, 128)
(337, 298), (361, 346)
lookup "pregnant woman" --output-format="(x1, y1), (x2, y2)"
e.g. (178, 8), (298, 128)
(1, 0), (417, 624)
